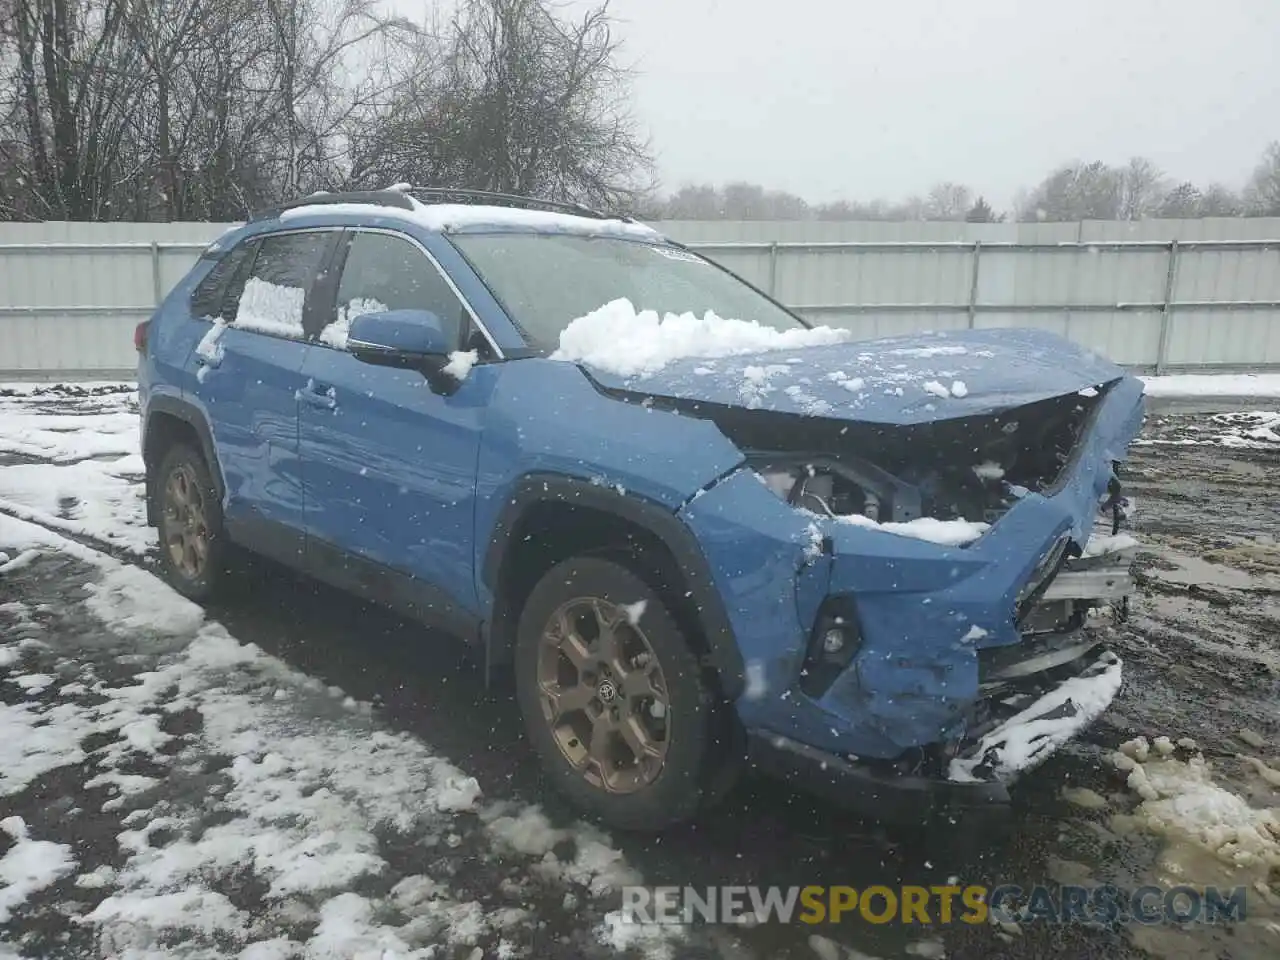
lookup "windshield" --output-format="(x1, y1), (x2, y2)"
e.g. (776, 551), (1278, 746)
(449, 233), (807, 350)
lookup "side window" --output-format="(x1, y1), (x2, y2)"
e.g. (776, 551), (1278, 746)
(218, 239), (259, 323)
(323, 232), (466, 350)
(229, 231), (330, 340)
(190, 242), (252, 319)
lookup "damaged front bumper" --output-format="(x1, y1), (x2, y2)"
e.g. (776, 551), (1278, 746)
(747, 649), (1122, 818)
(679, 373), (1145, 817)
(950, 649), (1122, 784)
(755, 535), (1135, 818)
(746, 544), (1133, 819)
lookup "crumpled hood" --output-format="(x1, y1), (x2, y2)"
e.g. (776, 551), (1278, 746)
(581, 327), (1134, 425)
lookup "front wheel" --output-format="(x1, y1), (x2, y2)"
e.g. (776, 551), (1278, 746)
(514, 556), (734, 830)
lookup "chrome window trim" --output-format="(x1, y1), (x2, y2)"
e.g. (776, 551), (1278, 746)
(216, 226), (342, 342)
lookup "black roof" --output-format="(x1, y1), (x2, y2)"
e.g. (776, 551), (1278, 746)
(250, 187), (619, 223)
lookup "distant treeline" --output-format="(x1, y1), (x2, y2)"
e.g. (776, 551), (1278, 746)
(646, 150), (1280, 222)
(2, 0), (1275, 224)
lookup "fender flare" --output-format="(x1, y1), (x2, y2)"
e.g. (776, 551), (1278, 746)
(482, 474), (746, 699)
(142, 395), (224, 521)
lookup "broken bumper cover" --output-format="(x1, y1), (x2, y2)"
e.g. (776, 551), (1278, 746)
(949, 649), (1122, 783)
(746, 648), (1123, 818)
(676, 377), (1144, 816)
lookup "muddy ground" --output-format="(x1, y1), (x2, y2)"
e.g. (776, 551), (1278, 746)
(1, 387), (1278, 960)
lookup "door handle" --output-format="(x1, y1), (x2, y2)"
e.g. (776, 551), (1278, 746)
(296, 378), (337, 410)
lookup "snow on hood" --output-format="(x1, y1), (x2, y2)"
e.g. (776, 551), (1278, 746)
(554, 299), (1130, 425)
(551, 298), (854, 375)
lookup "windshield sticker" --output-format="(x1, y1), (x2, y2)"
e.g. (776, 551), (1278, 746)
(646, 245), (705, 264)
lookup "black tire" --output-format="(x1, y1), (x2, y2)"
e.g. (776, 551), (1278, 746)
(153, 443), (229, 602)
(514, 556), (736, 830)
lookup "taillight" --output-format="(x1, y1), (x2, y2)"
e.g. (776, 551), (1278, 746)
(134, 321), (149, 353)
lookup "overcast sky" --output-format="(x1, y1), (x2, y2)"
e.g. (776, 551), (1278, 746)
(601, 0), (1280, 205)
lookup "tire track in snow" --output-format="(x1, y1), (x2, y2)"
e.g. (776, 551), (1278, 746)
(0, 499), (148, 568)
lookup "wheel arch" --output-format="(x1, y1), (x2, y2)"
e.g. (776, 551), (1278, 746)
(143, 396), (223, 525)
(482, 474), (746, 700)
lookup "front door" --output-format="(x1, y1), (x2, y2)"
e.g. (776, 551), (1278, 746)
(298, 229), (496, 631)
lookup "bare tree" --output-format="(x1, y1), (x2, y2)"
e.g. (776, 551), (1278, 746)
(0, 0), (409, 220)
(924, 182), (972, 220)
(1157, 181), (1203, 218)
(1118, 156), (1167, 220)
(0, 3), (1270, 224)
(1200, 183), (1243, 217)
(1019, 161), (1123, 221)
(1244, 141), (1280, 216)
(262, 0), (413, 198)
(348, 0), (652, 209)
(660, 183), (722, 219)
(2, 0), (139, 219)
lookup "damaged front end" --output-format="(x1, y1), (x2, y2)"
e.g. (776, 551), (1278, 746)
(734, 384), (1105, 530)
(948, 534), (1134, 785)
(665, 357), (1146, 817)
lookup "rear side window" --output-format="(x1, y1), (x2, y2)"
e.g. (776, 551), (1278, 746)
(190, 243), (252, 319)
(218, 240), (259, 322)
(230, 231), (331, 340)
(320, 232), (467, 350)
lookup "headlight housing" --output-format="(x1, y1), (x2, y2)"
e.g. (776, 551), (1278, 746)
(749, 453), (923, 524)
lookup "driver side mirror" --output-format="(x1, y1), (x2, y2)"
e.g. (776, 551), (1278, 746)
(347, 309), (451, 368)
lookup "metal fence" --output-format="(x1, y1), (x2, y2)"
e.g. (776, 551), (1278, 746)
(3, 218), (1280, 379)
(692, 236), (1280, 374)
(0, 221), (227, 381)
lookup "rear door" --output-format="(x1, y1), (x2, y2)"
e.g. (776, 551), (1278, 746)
(194, 228), (339, 564)
(297, 228), (498, 632)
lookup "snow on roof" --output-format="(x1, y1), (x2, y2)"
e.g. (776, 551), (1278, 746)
(550, 298), (853, 377)
(410, 202), (660, 239)
(277, 201), (404, 223)
(277, 195), (660, 240)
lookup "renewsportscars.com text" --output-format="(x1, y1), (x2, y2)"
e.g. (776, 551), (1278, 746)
(621, 884), (1248, 926)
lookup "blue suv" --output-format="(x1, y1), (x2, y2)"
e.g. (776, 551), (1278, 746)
(137, 188), (1144, 830)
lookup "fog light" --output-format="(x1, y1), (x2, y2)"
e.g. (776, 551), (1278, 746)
(800, 602), (863, 699)
(821, 628), (846, 654)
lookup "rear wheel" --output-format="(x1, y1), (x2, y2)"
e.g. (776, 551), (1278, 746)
(154, 444), (228, 601)
(514, 556), (735, 830)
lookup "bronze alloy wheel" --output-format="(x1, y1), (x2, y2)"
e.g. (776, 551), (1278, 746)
(163, 463), (210, 579)
(536, 597), (671, 793)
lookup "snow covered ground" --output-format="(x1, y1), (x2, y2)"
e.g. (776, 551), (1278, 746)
(0, 386), (690, 958)
(0, 385), (151, 555)
(0, 509), (691, 958)
(1140, 373), (1280, 398)
(1136, 410), (1280, 449)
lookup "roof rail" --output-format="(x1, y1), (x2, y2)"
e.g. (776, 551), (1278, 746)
(250, 189), (416, 222)
(407, 187), (617, 221)
(251, 186), (632, 224)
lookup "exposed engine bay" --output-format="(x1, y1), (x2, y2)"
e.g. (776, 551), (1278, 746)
(729, 386), (1109, 527)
